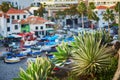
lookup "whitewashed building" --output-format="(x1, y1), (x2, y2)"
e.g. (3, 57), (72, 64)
(3, 0), (33, 9)
(19, 16), (55, 38)
(88, 0), (120, 6)
(6, 8), (29, 35)
(93, 5), (115, 28)
(0, 12), (9, 37)
(0, 8), (29, 37)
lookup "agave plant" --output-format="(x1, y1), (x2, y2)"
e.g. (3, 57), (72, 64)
(71, 32), (111, 78)
(14, 57), (53, 80)
(52, 42), (72, 65)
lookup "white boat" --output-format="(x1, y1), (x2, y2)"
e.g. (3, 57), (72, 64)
(24, 40), (37, 46)
(20, 48), (31, 55)
(41, 45), (51, 51)
(4, 57), (20, 63)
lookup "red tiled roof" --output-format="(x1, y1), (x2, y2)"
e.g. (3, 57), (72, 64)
(109, 5), (115, 9)
(7, 8), (26, 14)
(96, 6), (108, 9)
(20, 16), (48, 24)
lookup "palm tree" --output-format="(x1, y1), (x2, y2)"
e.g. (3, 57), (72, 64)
(71, 32), (111, 78)
(55, 10), (65, 19)
(88, 2), (96, 10)
(87, 2), (99, 28)
(77, 1), (87, 28)
(14, 57), (54, 80)
(114, 2), (120, 39)
(103, 8), (114, 33)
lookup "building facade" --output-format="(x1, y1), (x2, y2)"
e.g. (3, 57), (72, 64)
(3, 0), (33, 9)
(0, 8), (29, 37)
(88, 0), (120, 6)
(0, 8), (55, 37)
(19, 16), (54, 38)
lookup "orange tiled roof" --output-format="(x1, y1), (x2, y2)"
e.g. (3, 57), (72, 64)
(7, 8), (26, 14)
(109, 5), (115, 9)
(20, 16), (48, 24)
(96, 6), (108, 9)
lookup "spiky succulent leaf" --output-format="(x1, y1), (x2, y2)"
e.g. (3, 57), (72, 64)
(71, 32), (111, 76)
(14, 57), (53, 80)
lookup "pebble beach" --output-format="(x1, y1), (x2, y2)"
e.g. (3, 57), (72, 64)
(0, 46), (27, 80)
(0, 59), (27, 80)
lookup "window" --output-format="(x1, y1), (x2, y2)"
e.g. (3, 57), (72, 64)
(12, 15), (14, 19)
(36, 26), (38, 30)
(15, 25), (18, 30)
(21, 25), (25, 28)
(42, 31), (44, 35)
(12, 2), (14, 6)
(23, 15), (26, 18)
(37, 3), (40, 6)
(40, 26), (43, 29)
(17, 15), (19, 19)
(16, 2), (17, 5)
(7, 18), (10, 23)
(7, 27), (10, 32)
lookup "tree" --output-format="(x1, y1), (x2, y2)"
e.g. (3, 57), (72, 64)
(0, 2), (11, 13)
(114, 2), (120, 39)
(103, 8), (114, 33)
(88, 2), (96, 10)
(77, 2), (87, 28)
(37, 3), (47, 17)
(55, 10), (65, 19)
(87, 2), (99, 28)
(71, 32), (111, 78)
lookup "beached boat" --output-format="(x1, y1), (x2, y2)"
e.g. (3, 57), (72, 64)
(31, 50), (42, 57)
(20, 48), (32, 56)
(4, 57), (20, 64)
(41, 45), (51, 51)
(24, 40), (37, 48)
(15, 53), (27, 59)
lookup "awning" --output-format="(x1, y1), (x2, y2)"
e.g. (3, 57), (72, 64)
(47, 30), (54, 33)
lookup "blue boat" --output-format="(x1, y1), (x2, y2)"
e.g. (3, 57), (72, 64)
(4, 56), (20, 64)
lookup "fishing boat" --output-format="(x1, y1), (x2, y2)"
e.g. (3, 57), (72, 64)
(4, 56), (20, 64)
(15, 53), (27, 59)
